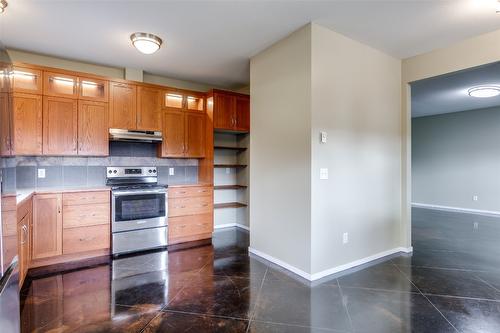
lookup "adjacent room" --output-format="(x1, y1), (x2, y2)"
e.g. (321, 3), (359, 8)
(0, 1), (500, 332)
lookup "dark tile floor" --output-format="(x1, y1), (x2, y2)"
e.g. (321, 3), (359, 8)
(20, 208), (500, 332)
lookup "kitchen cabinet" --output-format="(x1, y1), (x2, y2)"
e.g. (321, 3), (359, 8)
(12, 93), (43, 155)
(137, 86), (162, 131)
(11, 66), (43, 94)
(211, 90), (249, 132)
(78, 100), (109, 156)
(159, 110), (206, 158)
(78, 77), (108, 102)
(33, 193), (63, 260)
(109, 81), (137, 130)
(168, 185), (214, 245)
(43, 96), (78, 155)
(0, 92), (11, 156)
(17, 198), (32, 287)
(43, 72), (79, 99)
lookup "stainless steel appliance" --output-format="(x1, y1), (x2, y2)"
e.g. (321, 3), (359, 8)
(109, 128), (163, 143)
(0, 42), (20, 332)
(108, 167), (168, 255)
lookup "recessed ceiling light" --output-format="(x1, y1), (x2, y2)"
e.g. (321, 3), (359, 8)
(130, 32), (162, 55)
(468, 85), (500, 98)
(0, 0), (8, 14)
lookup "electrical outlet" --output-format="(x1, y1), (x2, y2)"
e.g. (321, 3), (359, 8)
(169, 167), (175, 176)
(342, 232), (349, 244)
(37, 168), (46, 179)
(473, 195), (478, 201)
(320, 168), (328, 180)
(473, 222), (479, 231)
(320, 131), (327, 143)
(226, 168), (231, 174)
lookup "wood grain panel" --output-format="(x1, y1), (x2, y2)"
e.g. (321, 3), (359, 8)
(169, 196), (213, 217)
(137, 86), (161, 131)
(161, 110), (185, 157)
(43, 96), (78, 155)
(63, 224), (110, 255)
(62, 191), (110, 206)
(33, 193), (62, 259)
(213, 93), (235, 130)
(185, 111), (206, 158)
(109, 82), (137, 130)
(168, 186), (212, 199)
(168, 213), (213, 241)
(235, 95), (250, 132)
(12, 93), (43, 155)
(0, 93), (12, 156)
(63, 203), (110, 229)
(78, 100), (109, 156)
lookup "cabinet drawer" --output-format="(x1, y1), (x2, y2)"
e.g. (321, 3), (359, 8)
(63, 224), (110, 254)
(2, 196), (17, 212)
(2, 211), (17, 236)
(169, 213), (213, 239)
(63, 203), (110, 228)
(169, 196), (213, 217)
(169, 186), (212, 198)
(63, 191), (110, 206)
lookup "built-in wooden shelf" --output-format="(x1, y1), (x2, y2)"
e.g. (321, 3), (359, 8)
(214, 164), (247, 168)
(214, 146), (247, 152)
(214, 185), (248, 190)
(214, 202), (248, 209)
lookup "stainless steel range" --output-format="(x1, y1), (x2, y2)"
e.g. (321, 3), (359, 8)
(107, 167), (168, 256)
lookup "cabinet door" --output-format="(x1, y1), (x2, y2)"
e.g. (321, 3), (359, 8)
(78, 77), (108, 102)
(185, 112), (206, 158)
(11, 66), (43, 94)
(33, 194), (62, 260)
(161, 110), (185, 157)
(137, 86), (161, 131)
(0, 92), (12, 156)
(43, 72), (78, 99)
(235, 96), (250, 132)
(78, 100), (109, 156)
(109, 82), (137, 130)
(213, 93), (235, 130)
(17, 218), (25, 287)
(12, 93), (43, 155)
(43, 96), (78, 155)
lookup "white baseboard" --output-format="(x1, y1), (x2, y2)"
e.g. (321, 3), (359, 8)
(214, 223), (250, 231)
(412, 202), (500, 216)
(248, 246), (413, 282)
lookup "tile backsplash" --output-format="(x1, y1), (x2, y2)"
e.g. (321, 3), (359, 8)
(6, 142), (199, 190)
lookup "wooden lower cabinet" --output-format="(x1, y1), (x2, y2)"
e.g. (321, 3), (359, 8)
(17, 197), (33, 287)
(33, 193), (62, 260)
(63, 225), (110, 254)
(168, 185), (214, 245)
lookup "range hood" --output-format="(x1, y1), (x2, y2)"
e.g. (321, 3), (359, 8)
(109, 128), (163, 143)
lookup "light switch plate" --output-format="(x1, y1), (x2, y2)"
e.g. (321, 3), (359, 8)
(38, 168), (46, 178)
(320, 131), (327, 143)
(169, 167), (175, 176)
(320, 168), (328, 180)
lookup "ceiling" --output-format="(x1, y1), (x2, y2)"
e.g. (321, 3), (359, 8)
(411, 61), (500, 118)
(2, 1), (500, 88)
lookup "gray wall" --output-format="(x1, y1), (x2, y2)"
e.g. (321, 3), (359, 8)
(412, 107), (500, 212)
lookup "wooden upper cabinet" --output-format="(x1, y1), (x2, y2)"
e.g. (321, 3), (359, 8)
(78, 77), (108, 102)
(186, 94), (205, 112)
(44, 72), (78, 99)
(185, 112), (205, 158)
(235, 96), (250, 132)
(33, 193), (63, 260)
(137, 86), (161, 131)
(213, 93), (235, 130)
(12, 93), (43, 155)
(43, 96), (78, 155)
(163, 91), (185, 110)
(11, 66), (43, 94)
(0, 92), (12, 156)
(161, 110), (185, 158)
(109, 82), (137, 130)
(78, 100), (109, 156)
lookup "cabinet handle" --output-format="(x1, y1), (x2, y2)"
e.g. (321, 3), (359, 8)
(79, 236), (95, 242)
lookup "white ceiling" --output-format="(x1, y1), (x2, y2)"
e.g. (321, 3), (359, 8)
(2, 0), (500, 88)
(411, 61), (500, 118)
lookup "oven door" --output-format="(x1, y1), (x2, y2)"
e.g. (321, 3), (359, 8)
(112, 189), (167, 233)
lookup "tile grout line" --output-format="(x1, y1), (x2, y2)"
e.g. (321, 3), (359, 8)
(474, 275), (500, 294)
(245, 267), (268, 333)
(336, 279), (355, 333)
(392, 263), (460, 333)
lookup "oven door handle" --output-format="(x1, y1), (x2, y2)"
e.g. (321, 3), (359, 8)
(113, 189), (167, 196)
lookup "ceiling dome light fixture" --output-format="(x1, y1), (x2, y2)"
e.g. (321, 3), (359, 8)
(130, 32), (162, 55)
(0, 0), (8, 13)
(468, 85), (500, 98)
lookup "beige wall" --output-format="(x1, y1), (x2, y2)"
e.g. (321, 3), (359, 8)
(401, 28), (500, 249)
(310, 24), (402, 274)
(250, 24), (312, 273)
(7, 48), (228, 92)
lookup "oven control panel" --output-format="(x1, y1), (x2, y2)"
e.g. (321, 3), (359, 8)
(107, 167), (157, 178)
